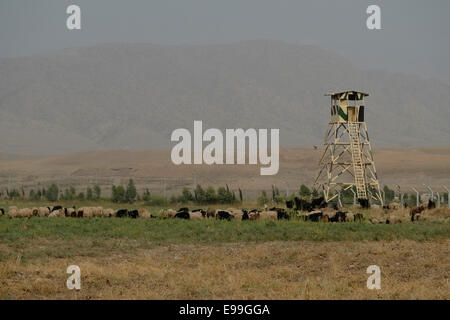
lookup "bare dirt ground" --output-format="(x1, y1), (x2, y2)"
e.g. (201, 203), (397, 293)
(1, 240), (448, 299)
(0, 146), (449, 198)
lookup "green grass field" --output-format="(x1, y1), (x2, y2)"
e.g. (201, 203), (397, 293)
(1, 202), (449, 299)
(1, 216), (449, 263)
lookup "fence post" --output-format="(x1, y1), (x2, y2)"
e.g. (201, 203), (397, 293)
(337, 190), (342, 208)
(436, 192), (440, 208)
(426, 185), (434, 202)
(350, 188), (356, 206)
(443, 186), (450, 209)
(412, 187), (420, 207)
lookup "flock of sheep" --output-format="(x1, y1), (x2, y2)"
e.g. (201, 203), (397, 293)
(0, 204), (359, 222)
(2, 206), (152, 219)
(0, 205), (288, 221)
(0, 198), (436, 223)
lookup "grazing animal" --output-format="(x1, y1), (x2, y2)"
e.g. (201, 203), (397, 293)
(161, 209), (176, 219)
(216, 210), (234, 221)
(8, 206), (19, 218)
(192, 208), (207, 217)
(270, 207), (290, 220)
(49, 209), (64, 218)
(103, 208), (116, 217)
(294, 197), (312, 212)
(174, 211), (190, 219)
(345, 212), (354, 222)
(227, 208), (245, 220)
(311, 197), (327, 209)
(52, 205), (63, 211)
(116, 209), (128, 218)
(383, 202), (400, 210)
(354, 213), (364, 223)
(285, 200), (294, 209)
(412, 213), (426, 222)
(38, 207), (50, 217)
(206, 208), (216, 218)
(305, 210), (323, 222)
(358, 198), (370, 209)
(31, 208), (39, 216)
(242, 210), (249, 220)
(128, 210), (139, 219)
(189, 211), (204, 220)
(0, 208), (4, 216)
(369, 217), (380, 224)
(17, 208), (33, 218)
(258, 210), (278, 220)
(83, 207), (94, 218)
(90, 207), (103, 217)
(386, 215), (402, 224)
(248, 211), (260, 220)
(76, 208), (83, 218)
(410, 205), (425, 222)
(138, 208), (151, 218)
(65, 207), (76, 217)
(328, 211), (347, 223)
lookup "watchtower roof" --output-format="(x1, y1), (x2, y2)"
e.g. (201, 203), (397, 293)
(325, 91), (369, 100)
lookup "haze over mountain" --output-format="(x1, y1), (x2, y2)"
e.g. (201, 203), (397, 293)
(1, 40), (449, 155)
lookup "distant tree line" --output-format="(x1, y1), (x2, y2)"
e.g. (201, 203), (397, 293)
(2, 180), (444, 207)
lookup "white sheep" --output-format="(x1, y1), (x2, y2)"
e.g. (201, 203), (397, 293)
(38, 207), (50, 217)
(138, 208), (151, 218)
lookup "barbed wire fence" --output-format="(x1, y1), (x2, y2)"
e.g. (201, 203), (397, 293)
(0, 173), (449, 208)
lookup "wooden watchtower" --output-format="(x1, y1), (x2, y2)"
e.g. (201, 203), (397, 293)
(313, 91), (383, 205)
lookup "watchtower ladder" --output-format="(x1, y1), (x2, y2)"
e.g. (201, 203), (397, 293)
(347, 123), (367, 199)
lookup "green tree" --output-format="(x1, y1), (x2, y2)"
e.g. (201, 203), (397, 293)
(77, 192), (85, 201)
(112, 185), (125, 203)
(29, 189), (36, 200)
(383, 185), (395, 203)
(86, 187), (93, 201)
(205, 186), (217, 203)
(194, 184), (205, 203)
(93, 185), (101, 200)
(7, 189), (20, 200)
(125, 179), (137, 203)
(46, 183), (59, 202)
(299, 184), (311, 197)
(312, 188), (319, 198)
(217, 187), (229, 204)
(181, 187), (194, 202)
(142, 188), (151, 201)
(63, 186), (76, 201)
(258, 190), (269, 205)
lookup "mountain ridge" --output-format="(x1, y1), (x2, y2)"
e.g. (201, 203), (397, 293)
(1, 40), (449, 155)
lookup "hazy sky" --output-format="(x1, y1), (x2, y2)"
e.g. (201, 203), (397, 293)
(1, 0), (449, 84)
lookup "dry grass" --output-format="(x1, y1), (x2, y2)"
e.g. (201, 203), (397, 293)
(0, 240), (448, 300)
(2, 146), (450, 198)
(366, 207), (450, 223)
